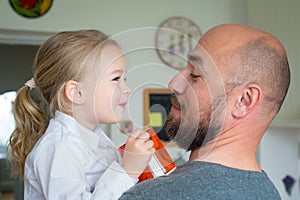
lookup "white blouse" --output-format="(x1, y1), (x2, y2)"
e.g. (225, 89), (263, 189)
(24, 111), (136, 200)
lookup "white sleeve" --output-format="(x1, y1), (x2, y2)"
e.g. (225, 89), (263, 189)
(91, 161), (138, 199)
(29, 137), (137, 200)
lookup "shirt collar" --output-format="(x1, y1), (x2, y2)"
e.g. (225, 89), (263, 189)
(54, 111), (117, 157)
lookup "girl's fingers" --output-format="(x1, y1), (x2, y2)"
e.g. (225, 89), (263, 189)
(129, 129), (145, 139)
(144, 140), (155, 150)
(127, 129), (154, 151)
(137, 131), (150, 141)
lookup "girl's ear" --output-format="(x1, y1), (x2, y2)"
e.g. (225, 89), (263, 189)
(65, 80), (84, 104)
(232, 84), (262, 119)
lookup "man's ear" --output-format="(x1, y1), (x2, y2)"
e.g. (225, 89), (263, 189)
(232, 84), (262, 119)
(65, 80), (84, 104)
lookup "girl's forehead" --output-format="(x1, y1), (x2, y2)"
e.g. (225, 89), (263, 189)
(94, 44), (125, 73)
(100, 45), (123, 62)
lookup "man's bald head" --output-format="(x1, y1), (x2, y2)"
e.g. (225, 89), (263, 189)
(200, 24), (290, 115)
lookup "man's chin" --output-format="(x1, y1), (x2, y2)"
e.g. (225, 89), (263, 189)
(166, 123), (194, 150)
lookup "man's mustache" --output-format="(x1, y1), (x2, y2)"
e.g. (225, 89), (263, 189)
(170, 93), (181, 109)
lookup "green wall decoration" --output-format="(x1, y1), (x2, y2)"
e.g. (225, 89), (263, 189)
(9, 0), (52, 18)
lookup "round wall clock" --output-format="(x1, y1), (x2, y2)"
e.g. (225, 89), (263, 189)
(155, 16), (202, 70)
(9, 0), (53, 18)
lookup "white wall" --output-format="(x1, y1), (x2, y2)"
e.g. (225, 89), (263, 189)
(248, 0), (300, 127)
(0, 0), (248, 34)
(248, 1), (300, 199)
(260, 128), (299, 200)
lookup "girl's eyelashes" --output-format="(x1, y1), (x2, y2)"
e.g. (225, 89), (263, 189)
(112, 76), (126, 82)
(112, 76), (121, 81)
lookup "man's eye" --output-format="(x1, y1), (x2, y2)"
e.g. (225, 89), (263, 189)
(190, 73), (201, 79)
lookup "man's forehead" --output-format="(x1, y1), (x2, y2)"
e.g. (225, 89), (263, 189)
(189, 43), (209, 59)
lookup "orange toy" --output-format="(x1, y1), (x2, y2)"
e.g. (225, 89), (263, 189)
(119, 128), (176, 182)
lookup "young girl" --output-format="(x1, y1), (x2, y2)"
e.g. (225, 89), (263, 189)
(8, 30), (155, 199)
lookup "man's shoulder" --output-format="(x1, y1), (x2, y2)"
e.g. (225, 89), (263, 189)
(120, 162), (203, 199)
(120, 175), (195, 199)
(120, 161), (281, 200)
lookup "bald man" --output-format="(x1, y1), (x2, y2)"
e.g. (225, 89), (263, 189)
(120, 24), (289, 200)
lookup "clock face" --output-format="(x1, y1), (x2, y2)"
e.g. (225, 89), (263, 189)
(155, 17), (202, 69)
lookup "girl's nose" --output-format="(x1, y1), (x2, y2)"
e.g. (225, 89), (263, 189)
(123, 82), (131, 95)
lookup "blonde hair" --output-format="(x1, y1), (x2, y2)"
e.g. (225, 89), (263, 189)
(8, 30), (116, 178)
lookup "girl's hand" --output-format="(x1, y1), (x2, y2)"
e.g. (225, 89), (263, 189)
(121, 129), (155, 179)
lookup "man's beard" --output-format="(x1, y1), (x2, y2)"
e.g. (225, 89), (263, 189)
(165, 98), (223, 151)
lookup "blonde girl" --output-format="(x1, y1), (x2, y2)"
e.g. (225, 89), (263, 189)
(9, 30), (154, 199)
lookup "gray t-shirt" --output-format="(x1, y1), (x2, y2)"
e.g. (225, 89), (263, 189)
(119, 161), (281, 200)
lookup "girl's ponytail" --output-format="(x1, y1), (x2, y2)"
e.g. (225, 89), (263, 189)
(9, 84), (47, 179)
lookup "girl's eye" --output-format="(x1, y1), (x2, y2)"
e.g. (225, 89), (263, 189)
(112, 76), (121, 81)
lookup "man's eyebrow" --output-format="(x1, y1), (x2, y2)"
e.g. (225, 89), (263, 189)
(187, 54), (203, 65)
(188, 54), (208, 75)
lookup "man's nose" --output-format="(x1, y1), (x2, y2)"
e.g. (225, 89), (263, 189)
(168, 70), (189, 95)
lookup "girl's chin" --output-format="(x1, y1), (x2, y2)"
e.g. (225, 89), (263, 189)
(113, 114), (124, 123)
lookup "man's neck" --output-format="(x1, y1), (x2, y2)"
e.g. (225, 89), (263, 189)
(188, 131), (262, 172)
